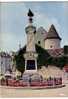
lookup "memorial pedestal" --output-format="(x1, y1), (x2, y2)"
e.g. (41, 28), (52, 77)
(24, 52), (38, 74)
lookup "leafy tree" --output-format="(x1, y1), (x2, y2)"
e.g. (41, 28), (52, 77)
(14, 46), (26, 73)
(14, 45), (50, 73)
(14, 44), (68, 73)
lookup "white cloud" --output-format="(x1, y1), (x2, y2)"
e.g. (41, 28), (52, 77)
(0, 2), (27, 52)
(0, 32), (27, 52)
(0, 32), (14, 51)
(62, 2), (68, 16)
(50, 18), (61, 32)
(34, 12), (61, 33)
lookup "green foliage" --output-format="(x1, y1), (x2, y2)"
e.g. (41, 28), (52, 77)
(14, 46), (26, 73)
(47, 56), (66, 69)
(14, 45), (50, 73)
(14, 44), (67, 73)
(56, 57), (65, 69)
(36, 45), (50, 68)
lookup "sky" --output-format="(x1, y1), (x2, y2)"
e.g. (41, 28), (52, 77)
(0, 2), (68, 52)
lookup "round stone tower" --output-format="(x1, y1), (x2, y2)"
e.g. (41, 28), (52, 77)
(45, 24), (61, 49)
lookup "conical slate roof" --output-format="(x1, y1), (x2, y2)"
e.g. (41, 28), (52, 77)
(27, 9), (34, 17)
(45, 24), (61, 40)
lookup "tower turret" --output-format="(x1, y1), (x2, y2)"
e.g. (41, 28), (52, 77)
(45, 24), (61, 49)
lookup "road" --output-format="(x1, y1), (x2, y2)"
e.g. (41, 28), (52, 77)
(0, 84), (68, 97)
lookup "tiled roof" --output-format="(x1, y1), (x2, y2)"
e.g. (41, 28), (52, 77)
(47, 48), (64, 57)
(45, 24), (61, 40)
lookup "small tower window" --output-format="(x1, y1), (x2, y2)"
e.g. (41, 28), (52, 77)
(38, 41), (41, 44)
(50, 45), (53, 48)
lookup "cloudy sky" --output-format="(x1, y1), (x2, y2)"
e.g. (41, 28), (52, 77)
(0, 2), (68, 52)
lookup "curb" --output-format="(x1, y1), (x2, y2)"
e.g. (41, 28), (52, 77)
(0, 85), (65, 90)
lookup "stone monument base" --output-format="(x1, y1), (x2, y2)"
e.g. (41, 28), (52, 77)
(24, 70), (37, 74)
(22, 70), (42, 82)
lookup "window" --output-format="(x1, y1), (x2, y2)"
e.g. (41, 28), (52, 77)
(38, 41), (41, 44)
(50, 45), (53, 48)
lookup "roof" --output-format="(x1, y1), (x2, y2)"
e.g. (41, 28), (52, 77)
(0, 52), (11, 58)
(45, 24), (61, 40)
(36, 27), (47, 39)
(47, 48), (64, 57)
(28, 9), (34, 17)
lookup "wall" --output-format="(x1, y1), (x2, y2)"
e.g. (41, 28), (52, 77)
(35, 31), (45, 49)
(45, 39), (61, 49)
(0, 54), (12, 75)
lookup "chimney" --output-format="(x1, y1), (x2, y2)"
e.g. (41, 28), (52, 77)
(64, 45), (68, 56)
(64, 45), (68, 65)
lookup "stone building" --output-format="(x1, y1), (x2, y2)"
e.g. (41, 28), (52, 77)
(45, 24), (61, 49)
(0, 52), (12, 75)
(35, 24), (61, 50)
(35, 27), (47, 48)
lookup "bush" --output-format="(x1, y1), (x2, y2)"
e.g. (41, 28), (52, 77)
(14, 44), (67, 72)
(14, 45), (50, 73)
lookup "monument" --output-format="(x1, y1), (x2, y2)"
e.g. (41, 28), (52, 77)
(24, 9), (38, 74)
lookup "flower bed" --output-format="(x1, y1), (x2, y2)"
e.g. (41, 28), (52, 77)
(0, 77), (62, 87)
(30, 81), (40, 86)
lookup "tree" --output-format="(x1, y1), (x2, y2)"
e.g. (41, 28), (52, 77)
(14, 45), (50, 73)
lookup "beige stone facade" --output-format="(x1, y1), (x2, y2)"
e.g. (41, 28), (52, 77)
(45, 39), (61, 49)
(35, 27), (47, 49)
(35, 25), (61, 49)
